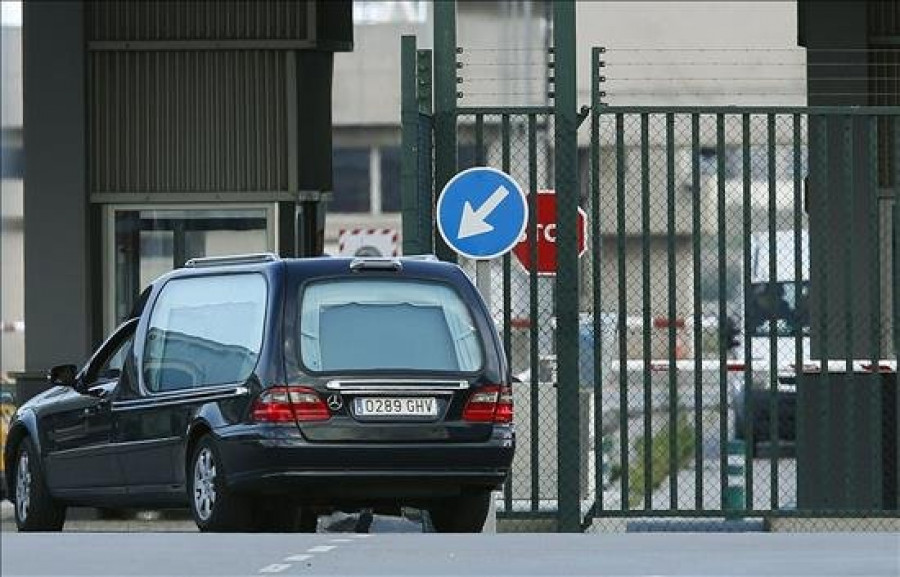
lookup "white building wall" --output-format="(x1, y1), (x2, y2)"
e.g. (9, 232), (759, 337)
(576, 1), (805, 108)
(1, 2), (811, 374)
(327, 1), (805, 256)
(1, 25), (21, 126)
(1, 25), (24, 377)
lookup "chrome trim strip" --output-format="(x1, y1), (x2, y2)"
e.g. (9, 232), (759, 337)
(109, 437), (182, 449)
(49, 437), (182, 458)
(140, 383), (248, 400)
(339, 388), (456, 396)
(112, 386), (249, 412)
(325, 380), (469, 392)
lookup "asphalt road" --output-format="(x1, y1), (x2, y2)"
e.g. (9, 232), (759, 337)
(0, 502), (429, 533)
(1, 532), (898, 577)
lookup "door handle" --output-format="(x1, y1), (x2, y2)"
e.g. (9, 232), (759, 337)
(83, 400), (110, 416)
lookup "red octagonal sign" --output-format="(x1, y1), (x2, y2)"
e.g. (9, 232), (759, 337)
(512, 190), (587, 275)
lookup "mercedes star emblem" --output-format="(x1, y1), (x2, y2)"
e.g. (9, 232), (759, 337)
(327, 394), (343, 411)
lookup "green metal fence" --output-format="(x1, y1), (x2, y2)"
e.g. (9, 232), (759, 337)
(401, 33), (899, 532)
(586, 104), (898, 532)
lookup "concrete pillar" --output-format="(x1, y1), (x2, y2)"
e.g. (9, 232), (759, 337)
(22, 1), (91, 377)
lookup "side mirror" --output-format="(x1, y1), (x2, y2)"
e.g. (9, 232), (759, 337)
(48, 364), (79, 387)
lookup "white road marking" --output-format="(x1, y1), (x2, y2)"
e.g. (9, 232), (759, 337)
(352, 534), (374, 538)
(268, 538), (358, 572)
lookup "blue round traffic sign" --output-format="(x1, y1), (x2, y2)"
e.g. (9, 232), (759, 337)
(436, 167), (528, 260)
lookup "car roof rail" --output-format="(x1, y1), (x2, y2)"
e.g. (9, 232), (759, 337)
(349, 257), (403, 272)
(184, 253), (279, 268)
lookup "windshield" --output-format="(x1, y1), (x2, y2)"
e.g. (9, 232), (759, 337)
(299, 279), (484, 373)
(746, 281), (809, 338)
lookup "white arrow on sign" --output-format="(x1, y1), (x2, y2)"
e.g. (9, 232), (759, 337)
(457, 185), (510, 239)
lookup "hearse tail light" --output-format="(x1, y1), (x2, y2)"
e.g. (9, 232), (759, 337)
(251, 386), (330, 423)
(463, 384), (513, 424)
(494, 383), (513, 423)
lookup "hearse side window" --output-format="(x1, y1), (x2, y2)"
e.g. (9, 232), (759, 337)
(299, 279), (484, 373)
(90, 335), (134, 384)
(143, 274), (267, 392)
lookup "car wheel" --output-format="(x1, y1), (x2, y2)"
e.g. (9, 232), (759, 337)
(13, 438), (66, 532)
(429, 490), (491, 533)
(188, 435), (250, 532)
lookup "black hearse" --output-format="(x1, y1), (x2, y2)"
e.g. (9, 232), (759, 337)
(4, 254), (514, 532)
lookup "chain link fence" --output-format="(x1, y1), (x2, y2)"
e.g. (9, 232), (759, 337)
(404, 43), (898, 533)
(442, 107), (899, 533)
(453, 112), (564, 532)
(583, 108), (898, 532)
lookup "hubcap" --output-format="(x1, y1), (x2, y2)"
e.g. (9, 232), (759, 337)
(16, 451), (31, 522)
(193, 448), (217, 522)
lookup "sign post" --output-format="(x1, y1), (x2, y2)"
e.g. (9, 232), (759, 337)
(436, 165), (527, 533)
(476, 261), (492, 312)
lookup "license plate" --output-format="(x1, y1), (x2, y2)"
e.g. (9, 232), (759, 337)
(353, 397), (437, 417)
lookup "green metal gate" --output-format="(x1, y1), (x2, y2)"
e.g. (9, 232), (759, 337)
(401, 11), (899, 533)
(585, 46), (899, 531)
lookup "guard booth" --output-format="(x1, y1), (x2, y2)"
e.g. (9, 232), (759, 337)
(18, 1), (352, 401)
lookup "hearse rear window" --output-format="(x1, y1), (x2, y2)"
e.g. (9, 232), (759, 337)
(299, 279), (483, 373)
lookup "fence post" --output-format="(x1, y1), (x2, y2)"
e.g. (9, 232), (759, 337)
(400, 35), (421, 256)
(724, 440), (746, 519)
(553, 0), (581, 533)
(432, 0), (458, 263)
(589, 47), (605, 517)
(894, 116), (899, 365)
(416, 49), (434, 254)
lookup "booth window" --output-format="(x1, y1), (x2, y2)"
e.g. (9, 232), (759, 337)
(331, 147), (371, 212)
(109, 207), (272, 330)
(380, 146), (401, 213)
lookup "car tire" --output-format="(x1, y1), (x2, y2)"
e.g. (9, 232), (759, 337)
(188, 435), (251, 532)
(13, 438), (66, 532)
(429, 490), (491, 533)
